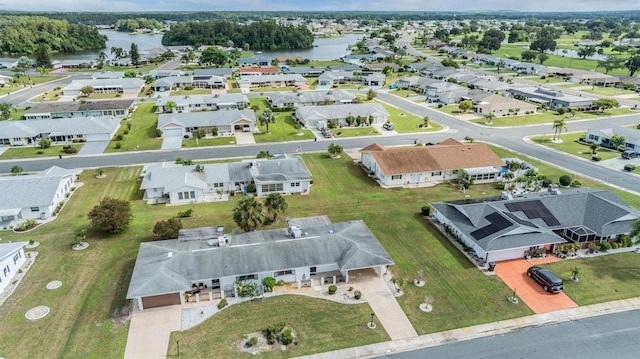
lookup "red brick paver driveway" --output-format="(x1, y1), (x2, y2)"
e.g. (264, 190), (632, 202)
(494, 258), (578, 314)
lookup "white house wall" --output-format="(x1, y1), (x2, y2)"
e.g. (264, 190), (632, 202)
(0, 247), (26, 295)
(168, 187), (205, 204)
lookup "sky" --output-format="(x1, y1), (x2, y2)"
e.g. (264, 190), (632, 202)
(0, 0), (638, 12)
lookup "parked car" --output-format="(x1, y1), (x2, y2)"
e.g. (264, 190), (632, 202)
(527, 266), (563, 293)
(622, 150), (639, 159)
(383, 122), (394, 131)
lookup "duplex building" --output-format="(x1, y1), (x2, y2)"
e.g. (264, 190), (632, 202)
(157, 110), (256, 138)
(140, 154), (311, 204)
(23, 99), (135, 120)
(294, 103), (389, 129)
(62, 78), (145, 97)
(266, 90), (355, 109)
(154, 94), (249, 113)
(508, 86), (595, 110)
(0, 117), (121, 147)
(237, 74), (306, 91)
(586, 126), (640, 150)
(0, 242), (29, 296)
(126, 216), (394, 310)
(152, 75), (227, 92)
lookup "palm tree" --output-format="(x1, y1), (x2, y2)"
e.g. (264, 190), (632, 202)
(258, 109), (276, 134)
(11, 165), (23, 176)
(264, 193), (288, 222)
(590, 143), (598, 155)
(551, 118), (567, 140)
(164, 100), (177, 113)
(232, 197), (265, 232)
(422, 116), (430, 127)
(483, 113), (496, 125)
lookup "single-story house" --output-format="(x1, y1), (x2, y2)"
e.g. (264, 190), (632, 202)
(360, 139), (505, 187)
(508, 86), (595, 110)
(431, 188), (640, 262)
(148, 69), (189, 79)
(586, 126), (640, 150)
(62, 78), (144, 97)
(0, 117), (121, 146)
(281, 66), (325, 77)
(155, 94), (249, 113)
(126, 216), (394, 310)
(404, 62), (440, 73)
(236, 56), (270, 67)
(140, 154), (312, 203)
(467, 77), (511, 94)
(0, 242), (29, 296)
(294, 103), (389, 129)
(23, 99), (135, 120)
(0, 166), (75, 227)
(157, 109), (256, 138)
(0, 74), (12, 86)
(542, 67), (621, 86)
(266, 89), (355, 109)
(462, 90), (537, 116)
(237, 74), (306, 90)
(193, 68), (234, 79)
(152, 75), (227, 92)
(91, 71), (125, 79)
(421, 81), (469, 104)
(238, 67), (280, 76)
(618, 76), (640, 92)
(317, 71), (386, 88)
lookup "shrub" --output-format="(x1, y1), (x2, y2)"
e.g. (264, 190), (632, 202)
(263, 277), (276, 292)
(115, 134), (124, 141)
(177, 208), (193, 218)
(63, 146), (77, 154)
(328, 285), (337, 295)
(559, 175), (572, 186)
(217, 298), (228, 309)
(15, 219), (38, 232)
(557, 107), (566, 115)
(592, 155), (601, 161)
(155, 129), (163, 137)
(114, 143), (122, 149)
(123, 129), (129, 135)
(541, 178), (552, 187)
(281, 329), (294, 345)
(183, 85), (194, 90)
(570, 180), (582, 187)
(599, 241), (611, 252)
(127, 122), (132, 130)
(624, 164), (636, 172)
(36, 150), (44, 154)
(247, 183), (256, 192)
(354, 290), (362, 300)
(420, 206), (430, 216)
(496, 182), (505, 190)
(247, 337), (258, 347)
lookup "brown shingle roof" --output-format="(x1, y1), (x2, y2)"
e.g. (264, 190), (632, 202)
(361, 143), (386, 152)
(364, 140), (504, 175)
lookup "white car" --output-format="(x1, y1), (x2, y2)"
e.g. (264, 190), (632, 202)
(383, 122), (394, 130)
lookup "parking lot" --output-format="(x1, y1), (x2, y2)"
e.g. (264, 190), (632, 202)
(494, 258), (578, 314)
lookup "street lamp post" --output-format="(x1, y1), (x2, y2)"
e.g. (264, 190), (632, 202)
(368, 313), (376, 329)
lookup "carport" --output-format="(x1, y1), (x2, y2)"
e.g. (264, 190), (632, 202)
(494, 258), (578, 314)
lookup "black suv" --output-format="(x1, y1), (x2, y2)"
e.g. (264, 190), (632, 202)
(527, 266), (563, 293)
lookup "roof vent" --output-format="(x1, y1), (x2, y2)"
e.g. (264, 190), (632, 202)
(167, 252), (173, 258)
(288, 226), (303, 238)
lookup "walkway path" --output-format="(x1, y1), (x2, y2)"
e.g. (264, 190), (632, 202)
(124, 304), (181, 359)
(349, 270), (418, 340)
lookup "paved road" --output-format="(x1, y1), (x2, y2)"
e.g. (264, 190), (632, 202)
(2, 72), (90, 107)
(380, 309), (640, 359)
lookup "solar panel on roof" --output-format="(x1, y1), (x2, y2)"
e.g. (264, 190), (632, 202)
(470, 212), (514, 240)
(503, 212), (537, 228)
(505, 200), (561, 226)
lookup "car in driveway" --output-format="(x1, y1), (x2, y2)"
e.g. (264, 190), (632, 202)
(382, 122), (394, 131)
(527, 266), (563, 293)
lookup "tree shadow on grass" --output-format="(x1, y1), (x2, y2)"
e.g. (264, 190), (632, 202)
(109, 258), (136, 318)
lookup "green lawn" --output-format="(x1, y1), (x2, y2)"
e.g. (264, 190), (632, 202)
(527, 76), (569, 84)
(582, 87), (636, 96)
(85, 93), (127, 100)
(392, 89), (422, 98)
(170, 88), (212, 96)
(0, 144), (82, 160)
(11, 75), (63, 86)
(334, 127), (380, 137)
(31, 88), (63, 102)
(168, 296), (390, 358)
(531, 133), (621, 161)
(250, 98), (315, 143)
(251, 86), (299, 93)
(104, 102), (162, 153)
(378, 100), (443, 133)
(470, 108), (634, 127)
(542, 252), (640, 305)
(182, 136), (237, 147)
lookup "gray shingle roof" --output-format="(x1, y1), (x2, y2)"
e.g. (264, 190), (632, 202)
(431, 188), (640, 252)
(0, 166), (74, 211)
(0, 242), (28, 262)
(0, 117), (120, 138)
(24, 99), (135, 115)
(267, 90), (355, 107)
(155, 93), (249, 108)
(126, 216), (394, 298)
(157, 110), (256, 129)
(295, 103), (388, 122)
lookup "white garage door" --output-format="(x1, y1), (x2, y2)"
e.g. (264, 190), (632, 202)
(163, 128), (183, 137)
(86, 133), (109, 141)
(486, 247), (526, 262)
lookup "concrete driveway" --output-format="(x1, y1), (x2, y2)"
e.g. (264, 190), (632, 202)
(161, 136), (182, 150)
(494, 258), (578, 314)
(124, 304), (182, 359)
(77, 140), (109, 155)
(234, 130), (255, 144)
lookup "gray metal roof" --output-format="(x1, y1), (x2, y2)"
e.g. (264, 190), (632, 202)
(0, 242), (28, 262)
(63, 78), (144, 91)
(249, 157), (312, 184)
(157, 110), (256, 129)
(126, 216), (394, 298)
(0, 166), (74, 211)
(193, 68), (234, 76)
(431, 188), (640, 252)
(155, 93), (248, 108)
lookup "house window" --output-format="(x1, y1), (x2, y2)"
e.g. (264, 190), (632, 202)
(291, 182), (300, 187)
(13, 252), (20, 264)
(261, 183), (283, 193)
(310, 267), (317, 274)
(213, 182), (224, 188)
(31, 207), (39, 212)
(190, 191), (195, 198)
(178, 192), (184, 200)
(391, 175), (403, 180)
(275, 269), (294, 276)
(431, 171), (442, 176)
(237, 274), (257, 281)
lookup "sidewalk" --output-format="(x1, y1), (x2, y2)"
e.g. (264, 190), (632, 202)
(296, 296), (640, 359)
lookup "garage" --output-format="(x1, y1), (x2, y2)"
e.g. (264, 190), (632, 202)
(86, 133), (110, 141)
(486, 247), (526, 262)
(141, 293), (181, 309)
(162, 127), (184, 137)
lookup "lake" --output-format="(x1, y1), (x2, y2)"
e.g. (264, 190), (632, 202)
(46, 31), (365, 62)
